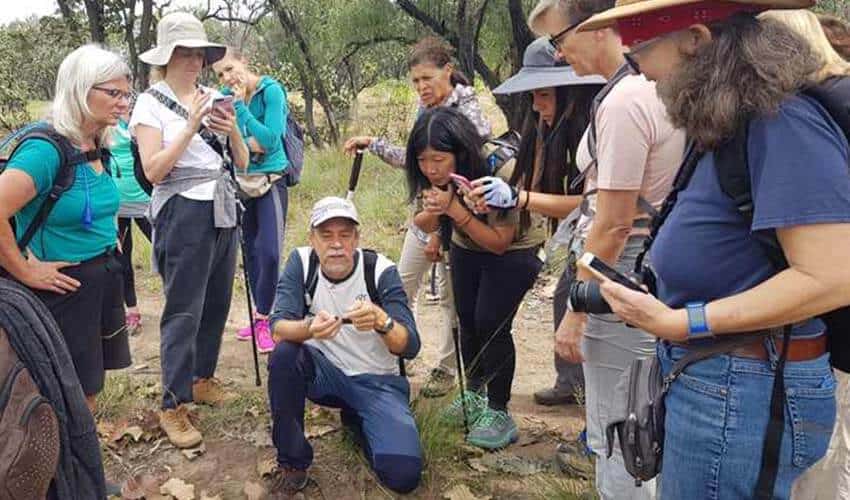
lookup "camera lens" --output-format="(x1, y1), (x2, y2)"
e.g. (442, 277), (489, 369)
(569, 280), (612, 314)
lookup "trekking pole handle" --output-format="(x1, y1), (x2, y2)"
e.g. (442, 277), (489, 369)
(346, 150), (365, 201)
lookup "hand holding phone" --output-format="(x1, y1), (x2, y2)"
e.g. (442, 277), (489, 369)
(577, 252), (647, 294)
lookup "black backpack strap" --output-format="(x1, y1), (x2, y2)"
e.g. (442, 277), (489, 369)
(303, 249), (320, 315)
(361, 249), (407, 377)
(146, 88), (225, 158)
(14, 129), (98, 251)
(755, 326), (792, 500)
(715, 123), (788, 269)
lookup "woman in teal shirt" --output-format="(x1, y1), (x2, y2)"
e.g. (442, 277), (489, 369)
(0, 45), (132, 413)
(113, 111), (151, 336)
(213, 48), (290, 354)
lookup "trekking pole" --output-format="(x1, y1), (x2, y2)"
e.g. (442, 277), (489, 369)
(222, 138), (262, 387)
(441, 215), (469, 436)
(346, 150), (364, 201)
(429, 263), (437, 299)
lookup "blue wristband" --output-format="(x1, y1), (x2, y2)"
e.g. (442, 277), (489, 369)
(685, 302), (713, 341)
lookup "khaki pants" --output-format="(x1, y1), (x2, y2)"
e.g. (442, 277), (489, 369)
(792, 369), (850, 500)
(398, 227), (457, 375)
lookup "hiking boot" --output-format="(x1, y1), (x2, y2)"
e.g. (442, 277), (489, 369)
(125, 312), (142, 337)
(236, 318), (269, 342)
(440, 390), (488, 427)
(159, 406), (202, 449)
(268, 466), (308, 498)
(466, 407), (519, 450)
(533, 387), (579, 406)
(555, 440), (595, 480)
(421, 368), (456, 398)
(192, 377), (234, 407)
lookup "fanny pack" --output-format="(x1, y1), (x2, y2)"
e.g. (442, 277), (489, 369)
(606, 333), (776, 486)
(235, 173), (283, 199)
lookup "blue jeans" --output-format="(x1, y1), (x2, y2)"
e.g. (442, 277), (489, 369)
(267, 341), (422, 494)
(658, 342), (836, 500)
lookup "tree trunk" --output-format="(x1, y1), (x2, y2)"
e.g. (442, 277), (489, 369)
(136, 0), (156, 89)
(297, 66), (323, 148)
(83, 0), (106, 43)
(269, 0), (341, 145)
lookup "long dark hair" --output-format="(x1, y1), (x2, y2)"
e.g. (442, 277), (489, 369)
(509, 84), (601, 231)
(405, 107), (488, 202)
(408, 37), (471, 87)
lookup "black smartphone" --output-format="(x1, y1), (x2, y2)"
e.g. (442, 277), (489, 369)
(339, 317), (353, 325)
(577, 252), (647, 293)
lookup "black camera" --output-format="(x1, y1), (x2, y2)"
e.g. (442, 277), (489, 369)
(568, 280), (612, 314)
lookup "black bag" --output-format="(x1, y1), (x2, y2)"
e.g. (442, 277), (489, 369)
(0, 124), (108, 255)
(483, 130), (521, 176)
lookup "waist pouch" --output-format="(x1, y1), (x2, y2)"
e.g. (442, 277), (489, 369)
(606, 334), (771, 486)
(236, 173), (283, 199)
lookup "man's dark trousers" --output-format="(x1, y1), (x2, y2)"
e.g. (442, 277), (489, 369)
(268, 341), (422, 494)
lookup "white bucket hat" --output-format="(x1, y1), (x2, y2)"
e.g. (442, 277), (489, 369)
(139, 12), (226, 67)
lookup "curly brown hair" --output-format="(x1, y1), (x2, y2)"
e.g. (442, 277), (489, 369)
(656, 14), (820, 151)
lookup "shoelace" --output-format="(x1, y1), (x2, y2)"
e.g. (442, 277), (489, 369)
(474, 408), (506, 429)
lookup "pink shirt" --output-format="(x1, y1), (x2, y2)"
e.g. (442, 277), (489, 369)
(576, 74), (686, 237)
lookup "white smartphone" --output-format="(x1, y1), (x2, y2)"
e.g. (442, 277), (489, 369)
(577, 252), (646, 293)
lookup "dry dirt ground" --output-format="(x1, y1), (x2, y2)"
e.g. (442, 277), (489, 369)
(100, 267), (591, 500)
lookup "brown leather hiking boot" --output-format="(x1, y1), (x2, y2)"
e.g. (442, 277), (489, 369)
(159, 405), (202, 449)
(192, 377), (234, 407)
(268, 466), (308, 498)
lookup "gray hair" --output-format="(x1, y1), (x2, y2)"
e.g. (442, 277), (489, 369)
(528, 0), (560, 35)
(51, 44), (131, 146)
(657, 14), (820, 150)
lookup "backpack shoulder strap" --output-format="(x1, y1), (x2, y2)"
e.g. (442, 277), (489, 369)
(299, 247), (319, 315)
(361, 249), (381, 307)
(714, 122), (787, 269)
(13, 128), (100, 250)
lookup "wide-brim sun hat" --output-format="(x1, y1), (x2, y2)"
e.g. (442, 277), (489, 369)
(578, 0), (815, 46)
(493, 37), (606, 94)
(139, 12), (226, 66)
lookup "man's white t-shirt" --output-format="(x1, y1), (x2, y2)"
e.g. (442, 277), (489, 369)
(129, 81), (224, 200)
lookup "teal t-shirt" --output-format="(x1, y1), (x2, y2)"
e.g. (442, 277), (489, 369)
(9, 138), (119, 262)
(112, 120), (150, 204)
(224, 75), (289, 175)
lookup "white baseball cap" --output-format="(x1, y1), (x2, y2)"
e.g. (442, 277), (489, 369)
(309, 197), (360, 228)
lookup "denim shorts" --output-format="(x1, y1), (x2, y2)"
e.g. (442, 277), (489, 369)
(658, 342), (836, 500)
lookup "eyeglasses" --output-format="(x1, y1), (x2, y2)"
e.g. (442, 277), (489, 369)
(622, 33), (670, 76)
(548, 18), (585, 51)
(92, 86), (132, 101)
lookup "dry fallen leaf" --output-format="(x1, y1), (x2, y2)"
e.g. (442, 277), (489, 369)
(443, 484), (491, 500)
(466, 458), (489, 473)
(256, 457), (276, 478)
(160, 477), (195, 500)
(305, 424), (337, 439)
(181, 443), (206, 461)
(243, 481), (265, 500)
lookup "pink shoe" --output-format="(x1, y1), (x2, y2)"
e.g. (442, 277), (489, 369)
(255, 319), (274, 354)
(236, 322), (254, 341)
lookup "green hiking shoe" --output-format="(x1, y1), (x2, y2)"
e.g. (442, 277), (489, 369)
(440, 390), (488, 427)
(421, 368), (456, 398)
(466, 407), (519, 450)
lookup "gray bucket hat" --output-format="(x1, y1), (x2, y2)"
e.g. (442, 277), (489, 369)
(493, 37), (606, 95)
(139, 12), (226, 67)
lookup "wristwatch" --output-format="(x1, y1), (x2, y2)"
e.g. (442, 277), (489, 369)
(685, 302), (714, 341)
(375, 315), (394, 335)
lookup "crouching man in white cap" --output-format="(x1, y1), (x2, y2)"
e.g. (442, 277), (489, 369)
(266, 196), (422, 497)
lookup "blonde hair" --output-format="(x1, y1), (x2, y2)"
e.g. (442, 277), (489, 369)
(528, 0), (560, 35)
(51, 44), (130, 146)
(762, 10), (850, 82)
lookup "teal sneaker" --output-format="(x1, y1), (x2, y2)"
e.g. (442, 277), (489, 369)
(466, 408), (519, 450)
(440, 390), (488, 427)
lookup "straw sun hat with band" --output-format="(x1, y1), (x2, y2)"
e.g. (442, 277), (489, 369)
(577, 0), (815, 47)
(139, 12), (226, 66)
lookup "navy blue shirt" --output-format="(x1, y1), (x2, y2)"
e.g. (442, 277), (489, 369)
(650, 95), (850, 337)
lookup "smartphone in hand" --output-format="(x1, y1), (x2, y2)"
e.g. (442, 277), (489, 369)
(449, 173), (473, 191)
(211, 95), (234, 116)
(577, 252), (647, 293)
